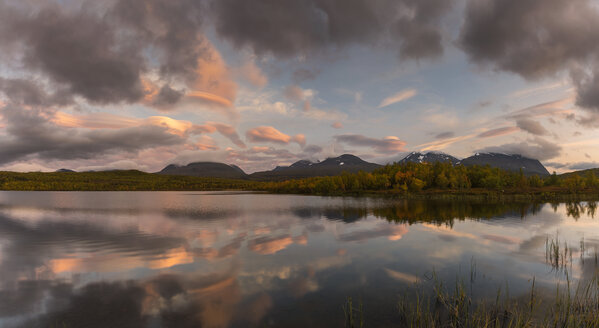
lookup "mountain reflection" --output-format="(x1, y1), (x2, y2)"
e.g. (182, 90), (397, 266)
(0, 192), (597, 327)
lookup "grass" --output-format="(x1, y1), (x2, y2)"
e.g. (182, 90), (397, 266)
(389, 275), (599, 327)
(545, 234), (574, 272)
(343, 296), (364, 328)
(346, 259), (599, 328)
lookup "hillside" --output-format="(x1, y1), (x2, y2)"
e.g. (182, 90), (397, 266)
(459, 153), (550, 176)
(249, 154), (382, 181)
(158, 162), (248, 179)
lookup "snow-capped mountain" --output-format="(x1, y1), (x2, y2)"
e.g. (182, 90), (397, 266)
(398, 152), (460, 165)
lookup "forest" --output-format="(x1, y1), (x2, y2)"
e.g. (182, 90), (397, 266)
(262, 161), (598, 196)
(0, 162), (598, 197)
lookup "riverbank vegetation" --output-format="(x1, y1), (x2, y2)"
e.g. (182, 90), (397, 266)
(0, 170), (261, 191)
(264, 162), (599, 198)
(1, 162), (599, 199)
(345, 268), (599, 328)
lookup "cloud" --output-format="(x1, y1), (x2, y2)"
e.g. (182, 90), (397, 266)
(331, 122), (343, 129)
(303, 145), (323, 154)
(75, 160), (149, 172)
(435, 131), (454, 139)
(0, 162), (55, 172)
(417, 133), (477, 152)
(546, 161), (599, 171)
(0, 0), (240, 115)
(378, 89), (417, 108)
(283, 85), (306, 102)
(477, 137), (562, 161)
(0, 77), (72, 107)
(0, 105), (187, 165)
(571, 63), (599, 111)
(150, 85), (185, 110)
(516, 119), (550, 136)
(566, 162), (599, 170)
(211, 0), (452, 60)
(334, 134), (406, 154)
(237, 58), (268, 87)
(195, 122), (247, 148)
(247, 235), (294, 255)
(477, 126), (519, 138)
(292, 68), (320, 83)
(50, 111), (247, 149)
(246, 126), (306, 147)
(337, 224), (409, 242)
(184, 36), (238, 117)
(510, 82), (567, 98)
(506, 97), (575, 121)
(0, 3), (148, 104)
(458, 0), (599, 111)
(283, 85), (314, 112)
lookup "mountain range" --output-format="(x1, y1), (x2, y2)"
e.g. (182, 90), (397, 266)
(156, 151), (552, 180)
(159, 162), (248, 179)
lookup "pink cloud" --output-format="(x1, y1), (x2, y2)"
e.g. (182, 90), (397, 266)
(334, 134), (406, 154)
(246, 126), (306, 147)
(477, 126), (519, 138)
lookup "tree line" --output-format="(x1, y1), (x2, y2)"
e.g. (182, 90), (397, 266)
(0, 162), (598, 195)
(263, 161), (599, 195)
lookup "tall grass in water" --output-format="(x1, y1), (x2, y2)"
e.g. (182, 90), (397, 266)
(545, 233), (573, 272)
(393, 273), (599, 327)
(343, 296), (364, 328)
(346, 271), (599, 327)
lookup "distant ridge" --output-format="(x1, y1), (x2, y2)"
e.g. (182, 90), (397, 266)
(56, 168), (75, 173)
(157, 152), (550, 181)
(459, 153), (550, 176)
(158, 162), (248, 179)
(250, 154), (382, 181)
(396, 151), (550, 176)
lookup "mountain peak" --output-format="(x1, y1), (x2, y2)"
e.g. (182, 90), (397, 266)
(399, 152), (459, 165)
(320, 154), (368, 166)
(159, 162), (248, 179)
(250, 154), (381, 181)
(461, 153), (549, 176)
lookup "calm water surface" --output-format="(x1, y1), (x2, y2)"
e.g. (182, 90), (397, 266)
(0, 191), (597, 327)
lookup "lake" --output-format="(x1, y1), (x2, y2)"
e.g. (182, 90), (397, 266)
(0, 191), (597, 327)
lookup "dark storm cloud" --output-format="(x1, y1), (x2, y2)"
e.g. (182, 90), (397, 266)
(571, 64), (599, 111)
(152, 84), (185, 109)
(477, 137), (561, 161)
(210, 0), (452, 59)
(0, 0), (204, 106)
(458, 0), (599, 110)
(0, 0), (454, 110)
(0, 78), (73, 107)
(1, 3), (146, 104)
(112, 0), (204, 82)
(0, 104), (185, 164)
(392, 0), (453, 59)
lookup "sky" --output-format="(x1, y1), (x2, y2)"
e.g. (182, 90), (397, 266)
(0, 0), (598, 174)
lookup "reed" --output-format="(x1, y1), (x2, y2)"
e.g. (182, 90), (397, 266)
(348, 271), (599, 327)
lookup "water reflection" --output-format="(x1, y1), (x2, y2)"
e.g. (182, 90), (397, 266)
(0, 192), (597, 327)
